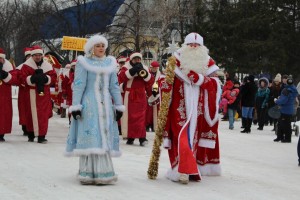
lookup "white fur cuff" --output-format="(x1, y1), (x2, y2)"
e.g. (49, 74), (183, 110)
(69, 104), (83, 112)
(144, 72), (151, 82)
(194, 74), (204, 86)
(125, 70), (134, 79)
(26, 76), (35, 86)
(198, 139), (216, 149)
(115, 105), (125, 112)
(3, 73), (12, 83)
(163, 138), (171, 149)
(45, 75), (51, 85)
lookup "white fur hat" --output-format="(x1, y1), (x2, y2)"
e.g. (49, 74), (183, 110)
(184, 32), (204, 46)
(274, 73), (281, 82)
(129, 52), (142, 60)
(84, 35), (108, 57)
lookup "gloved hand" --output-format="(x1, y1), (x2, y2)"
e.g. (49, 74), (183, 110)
(0, 70), (9, 79)
(128, 67), (139, 76)
(187, 71), (199, 83)
(72, 110), (82, 120)
(274, 98), (277, 103)
(42, 74), (49, 84)
(115, 110), (123, 121)
(152, 90), (159, 97)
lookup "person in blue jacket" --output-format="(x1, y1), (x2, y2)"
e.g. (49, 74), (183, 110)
(273, 76), (298, 143)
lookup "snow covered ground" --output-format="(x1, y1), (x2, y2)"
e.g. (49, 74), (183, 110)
(1, 98), (300, 200)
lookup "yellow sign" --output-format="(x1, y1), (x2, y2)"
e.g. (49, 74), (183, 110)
(61, 36), (87, 51)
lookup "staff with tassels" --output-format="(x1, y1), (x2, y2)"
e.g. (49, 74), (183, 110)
(147, 55), (177, 179)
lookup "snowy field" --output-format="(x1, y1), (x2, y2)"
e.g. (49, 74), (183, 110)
(1, 98), (300, 200)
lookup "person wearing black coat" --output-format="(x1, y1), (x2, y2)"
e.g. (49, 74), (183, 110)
(240, 75), (258, 133)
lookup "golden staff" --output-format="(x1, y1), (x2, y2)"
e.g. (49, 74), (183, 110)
(147, 56), (176, 180)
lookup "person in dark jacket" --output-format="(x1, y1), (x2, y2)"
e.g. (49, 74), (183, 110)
(240, 75), (258, 133)
(274, 76), (298, 143)
(255, 77), (270, 130)
(268, 74), (282, 131)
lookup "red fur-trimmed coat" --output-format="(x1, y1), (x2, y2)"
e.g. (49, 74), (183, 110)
(118, 62), (154, 139)
(0, 60), (19, 134)
(19, 57), (57, 136)
(163, 66), (221, 181)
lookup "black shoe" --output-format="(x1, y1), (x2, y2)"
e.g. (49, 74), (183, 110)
(281, 139), (291, 143)
(257, 127), (263, 130)
(126, 138), (134, 145)
(273, 138), (282, 142)
(37, 138), (48, 144)
(241, 129), (250, 133)
(27, 132), (35, 142)
(139, 138), (148, 146)
(0, 135), (5, 142)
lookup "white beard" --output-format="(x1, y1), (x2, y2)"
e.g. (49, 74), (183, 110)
(178, 45), (209, 75)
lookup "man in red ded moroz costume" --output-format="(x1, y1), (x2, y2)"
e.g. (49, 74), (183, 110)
(0, 48), (19, 142)
(20, 45), (57, 143)
(161, 32), (221, 184)
(15, 47), (32, 136)
(118, 52), (154, 146)
(145, 61), (164, 132)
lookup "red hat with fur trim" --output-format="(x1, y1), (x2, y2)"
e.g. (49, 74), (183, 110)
(129, 52), (142, 60)
(117, 56), (127, 63)
(31, 45), (43, 55)
(0, 48), (6, 59)
(150, 61), (160, 68)
(206, 58), (219, 76)
(24, 47), (32, 56)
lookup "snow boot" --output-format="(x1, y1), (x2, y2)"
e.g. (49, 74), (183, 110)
(28, 132), (35, 142)
(0, 135), (5, 142)
(22, 125), (28, 136)
(38, 136), (48, 144)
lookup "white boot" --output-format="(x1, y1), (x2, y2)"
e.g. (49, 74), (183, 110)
(179, 173), (189, 184)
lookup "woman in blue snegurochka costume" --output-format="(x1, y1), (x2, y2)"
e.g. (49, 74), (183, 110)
(65, 35), (125, 185)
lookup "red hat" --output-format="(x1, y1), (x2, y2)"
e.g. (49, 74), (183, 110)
(24, 47), (32, 56)
(0, 48), (6, 59)
(150, 61), (160, 68)
(31, 45), (43, 55)
(117, 56), (127, 63)
(129, 52), (142, 60)
(206, 58), (219, 76)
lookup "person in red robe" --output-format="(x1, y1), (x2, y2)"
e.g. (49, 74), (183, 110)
(15, 47), (32, 136)
(0, 48), (19, 142)
(19, 45), (57, 143)
(118, 52), (154, 146)
(162, 33), (221, 184)
(145, 61), (164, 132)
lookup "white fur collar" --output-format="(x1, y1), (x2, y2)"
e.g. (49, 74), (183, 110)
(77, 55), (117, 74)
(24, 57), (53, 72)
(2, 59), (13, 72)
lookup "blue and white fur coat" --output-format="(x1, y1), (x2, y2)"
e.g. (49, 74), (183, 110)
(65, 55), (125, 157)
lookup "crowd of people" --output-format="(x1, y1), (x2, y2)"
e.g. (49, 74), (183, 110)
(0, 32), (299, 186)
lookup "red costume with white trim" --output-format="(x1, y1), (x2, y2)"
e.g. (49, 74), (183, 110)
(0, 58), (19, 135)
(162, 33), (221, 183)
(20, 56), (57, 136)
(118, 54), (154, 139)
